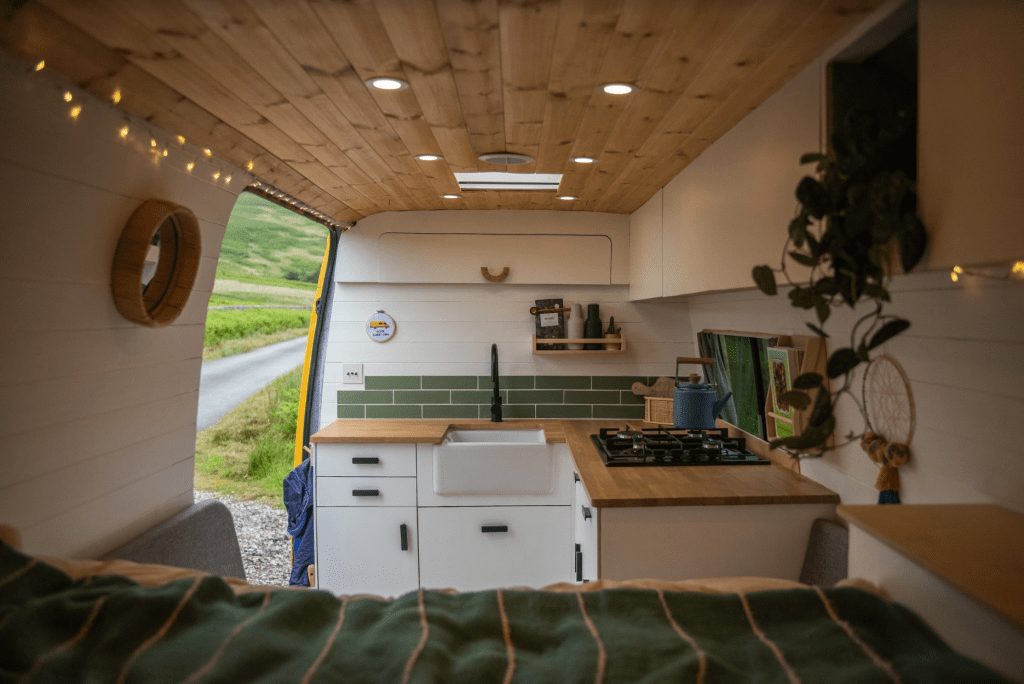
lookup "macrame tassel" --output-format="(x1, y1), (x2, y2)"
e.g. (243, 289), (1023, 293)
(861, 433), (911, 504)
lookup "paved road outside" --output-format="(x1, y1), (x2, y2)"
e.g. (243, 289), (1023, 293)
(196, 336), (307, 431)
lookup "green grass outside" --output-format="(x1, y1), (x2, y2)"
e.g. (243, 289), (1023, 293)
(194, 367), (302, 506)
(203, 328), (308, 361)
(204, 308), (311, 348)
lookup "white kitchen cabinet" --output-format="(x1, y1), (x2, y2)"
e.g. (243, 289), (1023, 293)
(418, 506), (571, 591)
(629, 189), (663, 300)
(334, 210), (631, 284)
(315, 506), (418, 597)
(378, 233), (612, 285)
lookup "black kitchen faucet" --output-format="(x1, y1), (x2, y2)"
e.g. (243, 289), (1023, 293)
(490, 343), (502, 423)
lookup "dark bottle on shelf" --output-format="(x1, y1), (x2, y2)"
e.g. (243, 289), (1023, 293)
(583, 304), (602, 350)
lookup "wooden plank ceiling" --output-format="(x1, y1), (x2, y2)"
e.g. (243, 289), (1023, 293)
(1, 0), (883, 224)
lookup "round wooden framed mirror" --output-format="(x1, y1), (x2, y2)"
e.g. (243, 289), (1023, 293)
(111, 199), (202, 327)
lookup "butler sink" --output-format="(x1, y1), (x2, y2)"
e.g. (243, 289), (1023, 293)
(433, 429), (554, 495)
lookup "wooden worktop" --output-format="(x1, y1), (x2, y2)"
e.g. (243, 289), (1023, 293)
(311, 419), (838, 508)
(839, 504), (1024, 632)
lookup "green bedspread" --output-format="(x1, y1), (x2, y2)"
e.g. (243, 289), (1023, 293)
(0, 541), (1010, 683)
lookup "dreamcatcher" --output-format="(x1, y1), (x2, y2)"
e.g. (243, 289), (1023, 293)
(860, 355), (915, 504)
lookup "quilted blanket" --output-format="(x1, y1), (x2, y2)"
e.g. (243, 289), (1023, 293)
(0, 541), (1010, 683)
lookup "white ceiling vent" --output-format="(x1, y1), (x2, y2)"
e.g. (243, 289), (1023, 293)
(479, 152), (534, 165)
(455, 172), (562, 191)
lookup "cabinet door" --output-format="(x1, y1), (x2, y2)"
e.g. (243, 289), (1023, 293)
(573, 479), (599, 582)
(378, 233), (612, 284)
(315, 506), (418, 597)
(418, 506), (571, 592)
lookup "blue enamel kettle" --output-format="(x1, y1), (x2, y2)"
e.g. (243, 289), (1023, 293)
(672, 357), (732, 430)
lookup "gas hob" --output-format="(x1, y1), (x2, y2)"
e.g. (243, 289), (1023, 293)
(592, 426), (771, 467)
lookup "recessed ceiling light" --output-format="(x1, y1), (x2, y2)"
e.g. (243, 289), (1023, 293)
(442, 194), (462, 199)
(366, 77), (408, 91)
(572, 156), (595, 164)
(601, 83), (636, 95)
(557, 195), (578, 201)
(415, 154), (441, 161)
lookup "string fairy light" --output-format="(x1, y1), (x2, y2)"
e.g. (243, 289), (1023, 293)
(34, 60), (45, 71)
(119, 124), (129, 138)
(63, 91), (73, 102)
(70, 105), (82, 120)
(186, 161), (195, 172)
(950, 262), (1024, 283)
(112, 89), (121, 104)
(213, 170), (221, 180)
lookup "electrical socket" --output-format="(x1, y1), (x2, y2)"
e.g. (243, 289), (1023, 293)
(342, 363), (363, 384)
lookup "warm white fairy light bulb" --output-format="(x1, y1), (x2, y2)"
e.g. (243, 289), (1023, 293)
(246, 161), (254, 171)
(70, 105), (82, 120)
(204, 148), (212, 157)
(177, 135), (186, 145)
(63, 91), (72, 102)
(119, 125), (129, 138)
(150, 139), (157, 148)
(213, 171), (221, 180)
(34, 60), (45, 71)
(112, 89), (121, 104)
(186, 161), (195, 172)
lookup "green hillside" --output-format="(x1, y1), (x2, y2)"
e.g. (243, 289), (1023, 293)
(211, 192), (328, 307)
(216, 192), (328, 285)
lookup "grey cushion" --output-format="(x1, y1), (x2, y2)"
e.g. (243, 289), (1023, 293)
(102, 499), (245, 580)
(799, 518), (849, 587)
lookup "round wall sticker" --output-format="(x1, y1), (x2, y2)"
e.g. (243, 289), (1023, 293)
(366, 310), (396, 342)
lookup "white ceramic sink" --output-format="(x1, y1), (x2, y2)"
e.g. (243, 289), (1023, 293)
(433, 429), (553, 495)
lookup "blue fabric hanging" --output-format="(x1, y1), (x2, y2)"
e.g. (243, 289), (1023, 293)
(283, 459), (314, 586)
(878, 490), (901, 504)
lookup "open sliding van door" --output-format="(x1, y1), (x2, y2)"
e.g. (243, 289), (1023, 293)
(293, 225), (340, 466)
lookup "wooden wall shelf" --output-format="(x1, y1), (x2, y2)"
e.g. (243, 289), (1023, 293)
(531, 335), (627, 355)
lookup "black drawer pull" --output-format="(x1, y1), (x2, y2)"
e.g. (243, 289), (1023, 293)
(581, 505), (592, 521)
(575, 543), (583, 582)
(400, 524), (409, 551)
(573, 471), (580, 483)
(352, 489), (380, 497)
(352, 457), (380, 465)
(481, 525), (508, 534)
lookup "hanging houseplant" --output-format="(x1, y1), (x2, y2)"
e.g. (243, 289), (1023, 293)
(751, 107), (928, 455)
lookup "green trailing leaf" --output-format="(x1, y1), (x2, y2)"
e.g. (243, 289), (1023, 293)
(770, 420), (832, 452)
(868, 318), (910, 350)
(800, 152), (826, 165)
(788, 214), (810, 247)
(789, 251), (818, 268)
(788, 287), (817, 310)
(792, 372), (824, 389)
(899, 215), (928, 272)
(752, 265), (777, 295)
(815, 301), (830, 325)
(826, 348), (861, 379)
(862, 283), (890, 301)
(779, 390), (811, 410)
(806, 322), (829, 337)
(796, 176), (830, 219)
(808, 387), (832, 426)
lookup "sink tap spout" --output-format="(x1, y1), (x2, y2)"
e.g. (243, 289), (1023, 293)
(490, 343), (502, 423)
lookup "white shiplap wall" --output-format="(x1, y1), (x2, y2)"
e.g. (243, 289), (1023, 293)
(318, 282), (694, 431)
(0, 52), (245, 557)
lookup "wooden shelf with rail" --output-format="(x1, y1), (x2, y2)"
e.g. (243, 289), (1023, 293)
(531, 335), (627, 355)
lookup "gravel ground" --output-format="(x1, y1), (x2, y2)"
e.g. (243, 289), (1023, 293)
(194, 490), (292, 587)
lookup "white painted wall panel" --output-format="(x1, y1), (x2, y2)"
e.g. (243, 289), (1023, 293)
(629, 189), (663, 300)
(0, 51), (245, 556)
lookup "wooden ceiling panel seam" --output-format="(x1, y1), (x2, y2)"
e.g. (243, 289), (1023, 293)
(498, 0), (561, 160)
(436, 0), (504, 166)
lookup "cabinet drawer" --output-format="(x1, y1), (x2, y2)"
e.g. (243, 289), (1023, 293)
(316, 477), (417, 506)
(315, 443), (416, 477)
(419, 506), (571, 592)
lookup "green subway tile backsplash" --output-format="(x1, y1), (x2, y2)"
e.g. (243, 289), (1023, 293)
(338, 375), (657, 421)
(337, 405), (366, 419)
(366, 404), (422, 419)
(535, 376), (591, 389)
(479, 376), (535, 390)
(365, 376), (420, 390)
(564, 390), (621, 405)
(339, 390), (393, 404)
(452, 390), (507, 404)
(394, 390), (451, 404)
(424, 404), (478, 419)
(593, 405), (646, 420)
(422, 375), (477, 390)
(592, 376), (648, 390)
(536, 404), (592, 419)
(508, 390), (564, 404)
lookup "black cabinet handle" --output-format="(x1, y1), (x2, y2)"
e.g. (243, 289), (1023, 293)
(352, 457), (380, 465)
(581, 505), (592, 521)
(400, 524), (409, 551)
(575, 543), (583, 582)
(352, 489), (380, 497)
(481, 525), (508, 533)
(573, 471), (580, 483)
